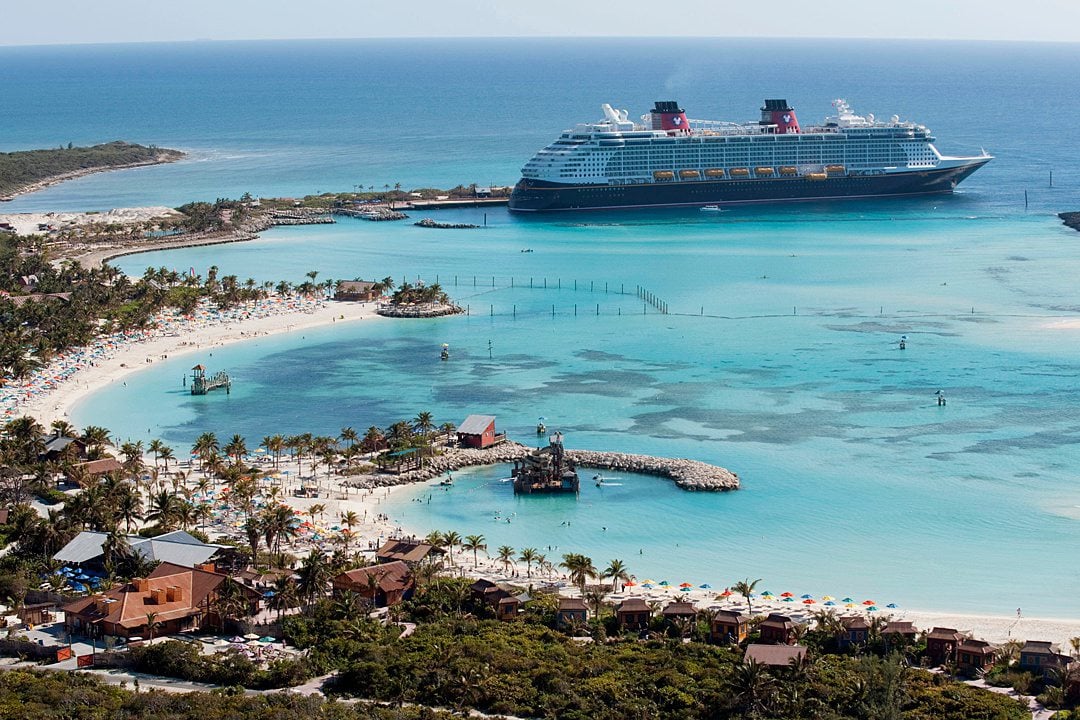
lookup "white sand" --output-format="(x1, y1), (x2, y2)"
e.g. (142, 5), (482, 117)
(0, 207), (183, 236)
(8, 296), (382, 427)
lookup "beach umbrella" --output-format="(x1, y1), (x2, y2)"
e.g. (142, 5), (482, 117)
(259, 636), (276, 643)
(679, 582), (693, 588)
(824, 601), (836, 606)
(862, 600), (875, 606)
(680, 587), (692, 593)
(782, 597), (794, 602)
(841, 597), (853, 603)
(886, 603), (898, 608)
(867, 606), (879, 612)
(641, 579), (657, 585)
(699, 584), (712, 589)
(659, 580), (670, 587)
(802, 598), (815, 604)
(263, 590), (276, 598)
(642, 583), (654, 589)
(761, 590), (773, 596)
(801, 594), (813, 599)
(244, 633), (260, 640)
(780, 592), (794, 598)
(845, 603), (856, 608)
(623, 581), (636, 587)
(822, 595), (834, 601)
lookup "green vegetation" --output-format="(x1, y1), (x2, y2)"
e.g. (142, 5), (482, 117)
(0, 141), (182, 198)
(0, 668), (458, 720)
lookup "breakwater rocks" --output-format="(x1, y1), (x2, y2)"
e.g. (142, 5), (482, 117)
(347, 441), (739, 492)
(376, 302), (464, 318)
(1059, 212), (1080, 232)
(268, 210), (335, 226)
(414, 218), (481, 229)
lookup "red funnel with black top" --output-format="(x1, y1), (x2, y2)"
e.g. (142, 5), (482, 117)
(651, 101), (691, 135)
(761, 99), (800, 134)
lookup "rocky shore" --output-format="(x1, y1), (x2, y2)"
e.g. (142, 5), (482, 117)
(414, 218), (481, 229)
(345, 441), (739, 492)
(376, 303), (464, 318)
(1059, 212), (1080, 232)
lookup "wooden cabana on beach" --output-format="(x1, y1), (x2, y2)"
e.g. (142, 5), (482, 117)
(557, 597), (588, 629)
(376, 539), (444, 567)
(758, 613), (798, 645)
(662, 600), (697, 627)
(710, 609), (749, 645)
(925, 627), (966, 666)
(837, 615), (869, 649)
(332, 561), (414, 608)
(615, 598), (653, 630)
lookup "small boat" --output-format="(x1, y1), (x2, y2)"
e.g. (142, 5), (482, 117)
(730, 168), (750, 178)
(440, 343), (449, 361)
(439, 475), (454, 487)
(653, 170), (675, 180)
(700, 205), (723, 212)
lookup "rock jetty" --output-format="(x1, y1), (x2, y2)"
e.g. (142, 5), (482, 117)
(376, 302), (464, 318)
(414, 218), (480, 229)
(1059, 212), (1080, 232)
(345, 441), (739, 492)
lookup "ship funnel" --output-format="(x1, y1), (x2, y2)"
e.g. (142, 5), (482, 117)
(651, 101), (691, 135)
(761, 99), (800, 134)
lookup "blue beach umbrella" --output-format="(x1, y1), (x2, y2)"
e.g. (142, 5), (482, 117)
(658, 580), (670, 586)
(867, 606), (879, 612)
(782, 596), (794, 602)
(824, 601), (836, 606)
(263, 590), (276, 598)
(680, 587), (691, 592)
(886, 603), (898, 608)
(841, 597), (854, 603)
(801, 594), (813, 599)
(699, 584), (712, 589)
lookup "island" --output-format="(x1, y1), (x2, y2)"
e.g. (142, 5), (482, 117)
(0, 141), (184, 200)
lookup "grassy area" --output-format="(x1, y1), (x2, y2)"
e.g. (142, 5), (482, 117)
(0, 141), (183, 197)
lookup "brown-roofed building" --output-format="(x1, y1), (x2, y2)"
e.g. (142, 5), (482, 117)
(615, 597), (653, 630)
(557, 597), (588, 629)
(710, 609), (749, 645)
(925, 627), (966, 666)
(7, 292), (71, 308)
(63, 562), (261, 640)
(957, 638), (996, 674)
(758, 613), (798, 645)
(376, 539), (444, 566)
(662, 601), (697, 626)
(838, 615), (870, 649)
(332, 561), (414, 608)
(69, 457), (123, 484)
(1019, 641), (1073, 676)
(469, 579), (528, 621)
(881, 620), (918, 646)
(334, 280), (379, 302)
(744, 643), (808, 668)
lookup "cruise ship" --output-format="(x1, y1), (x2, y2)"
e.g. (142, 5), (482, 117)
(508, 99), (991, 212)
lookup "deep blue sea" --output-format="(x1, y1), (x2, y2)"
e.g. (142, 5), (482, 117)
(4, 38), (1080, 614)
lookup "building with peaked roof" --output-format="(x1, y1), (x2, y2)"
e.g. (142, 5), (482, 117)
(332, 561), (414, 607)
(63, 562), (261, 639)
(662, 601), (697, 624)
(53, 530), (225, 571)
(557, 597), (588, 629)
(40, 433), (86, 462)
(956, 638), (996, 674)
(615, 597), (653, 630)
(744, 643), (807, 667)
(925, 627), (966, 666)
(710, 609), (749, 645)
(456, 415), (504, 449)
(334, 280), (379, 302)
(838, 615), (869, 649)
(1019, 641), (1073, 676)
(69, 457), (123, 483)
(881, 620), (918, 644)
(375, 539), (444, 566)
(469, 578), (529, 621)
(758, 613), (798, 645)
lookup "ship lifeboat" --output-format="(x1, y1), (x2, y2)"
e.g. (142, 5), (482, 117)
(704, 168), (725, 178)
(730, 168), (750, 178)
(825, 164), (846, 174)
(679, 169), (700, 179)
(755, 167), (774, 176)
(653, 170), (675, 180)
(806, 172), (829, 181)
(779, 166), (798, 176)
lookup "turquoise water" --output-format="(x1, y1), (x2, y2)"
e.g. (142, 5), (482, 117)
(7, 38), (1080, 615)
(85, 207), (1080, 615)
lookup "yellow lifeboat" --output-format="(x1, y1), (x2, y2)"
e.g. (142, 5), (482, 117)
(653, 170), (675, 180)
(704, 168), (725, 178)
(755, 167), (774, 176)
(679, 169), (701, 179)
(825, 164), (846, 174)
(730, 168), (750, 178)
(779, 166), (798, 176)
(806, 172), (828, 181)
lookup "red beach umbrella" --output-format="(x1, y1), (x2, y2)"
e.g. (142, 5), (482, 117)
(780, 592), (794, 598)
(862, 600), (876, 605)
(679, 582), (693, 588)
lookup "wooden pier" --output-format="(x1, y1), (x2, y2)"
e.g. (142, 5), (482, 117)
(190, 364), (231, 395)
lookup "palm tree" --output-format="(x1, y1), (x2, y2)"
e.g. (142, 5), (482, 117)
(244, 516), (263, 568)
(307, 503), (325, 527)
(733, 577), (762, 616)
(560, 553), (598, 593)
(339, 427), (358, 452)
(157, 445), (175, 472)
(496, 545), (515, 574)
(147, 439), (166, 470)
(731, 658), (775, 718)
(602, 559), (630, 592)
(462, 534), (487, 568)
(518, 548), (539, 578)
(341, 511), (360, 554)
(362, 426), (385, 453)
(413, 412), (436, 439)
(192, 432), (219, 471)
(144, 611), (161, 642)
(223, 434), (248, 465)
(442, 531), (461, 566)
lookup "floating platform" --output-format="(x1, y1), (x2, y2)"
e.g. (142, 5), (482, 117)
(511, 432), (579, 494)
(190, 364), (230, 395)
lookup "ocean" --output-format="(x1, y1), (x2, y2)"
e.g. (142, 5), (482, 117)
(4, 38), (1080, 615)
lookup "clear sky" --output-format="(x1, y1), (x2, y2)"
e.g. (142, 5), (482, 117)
(3, 0), (1079, 46)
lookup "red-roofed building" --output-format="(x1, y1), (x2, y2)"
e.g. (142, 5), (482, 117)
(332, 561), (414, 607)
(62, 562), (261, 640)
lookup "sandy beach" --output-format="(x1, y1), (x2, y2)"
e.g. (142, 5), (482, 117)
(6, 286), (1078, 652)
(5, 294), (382, 427)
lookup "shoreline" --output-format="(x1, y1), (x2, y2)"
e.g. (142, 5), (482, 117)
(8, 296), (382, 427)
(0, 153), (184, 202)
